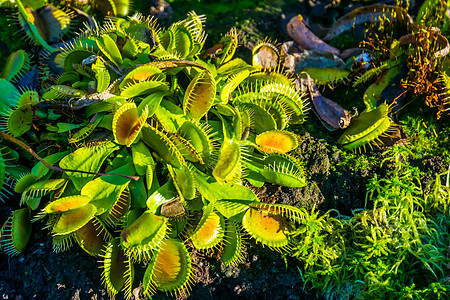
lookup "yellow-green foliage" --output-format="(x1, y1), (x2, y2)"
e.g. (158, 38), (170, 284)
(291, 145), (450, 298)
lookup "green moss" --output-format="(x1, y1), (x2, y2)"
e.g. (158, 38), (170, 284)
(335, 150), (380, 173)
(292, 144), (450, 298)
(400, 115), (450, 162)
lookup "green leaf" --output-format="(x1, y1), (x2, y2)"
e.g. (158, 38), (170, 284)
(81, 176), (130, 215)
(92, 58), (110, 93)
(0, 50), (30, 82)
(31, 151), (69, 179)
(0, 208), (32, 256)
(98, 34), (123, 66)
(0, 79), (20, 116)
(137, 92), (166, 117)
(131, 141), (155, 176)
(59, 142), (119, 190)
(195, 172), (258, 218)
(141, 123), (186, 169)
(129, 177), (148, 209)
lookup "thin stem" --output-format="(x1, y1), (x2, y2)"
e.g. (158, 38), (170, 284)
(0, 130), (139, 181)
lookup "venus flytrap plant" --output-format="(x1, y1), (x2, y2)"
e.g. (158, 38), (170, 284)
(0, 50), (37, 138)
(0, 11), (311, 298)
(0, 207), (31, 256)
(0, 49), (38, 205)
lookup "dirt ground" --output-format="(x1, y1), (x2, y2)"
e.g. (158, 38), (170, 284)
(0, 216), (317, 300)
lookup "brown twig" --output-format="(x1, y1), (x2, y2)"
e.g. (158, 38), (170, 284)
(0, 130), (139, 181)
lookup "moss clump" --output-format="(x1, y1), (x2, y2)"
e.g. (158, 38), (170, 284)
(291, 145), (450, 299)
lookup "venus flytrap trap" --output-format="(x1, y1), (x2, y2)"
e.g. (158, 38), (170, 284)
(337, 103), (398, 151)
(0, 207), (32, 256)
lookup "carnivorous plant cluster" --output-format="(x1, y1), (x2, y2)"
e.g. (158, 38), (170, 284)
(0, 3), (309, 297)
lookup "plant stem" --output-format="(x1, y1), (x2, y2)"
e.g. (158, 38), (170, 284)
(0, 130), (139, 181)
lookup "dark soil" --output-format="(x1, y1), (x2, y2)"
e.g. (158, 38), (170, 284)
(0, 228), (314, 300)
(0, 209), (316, 299)
(0, 223), (107, 299)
